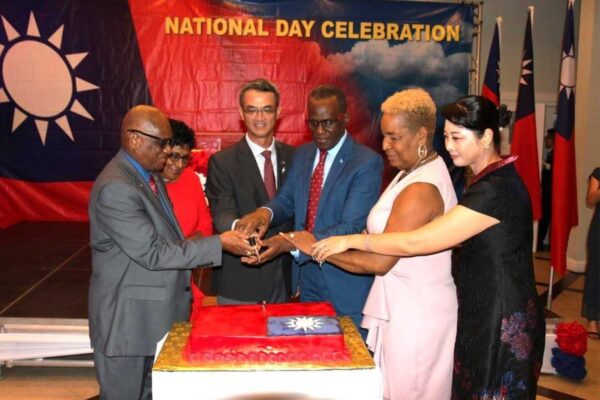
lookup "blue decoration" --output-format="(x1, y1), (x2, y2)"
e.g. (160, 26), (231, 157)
(551, 347), (587, 380)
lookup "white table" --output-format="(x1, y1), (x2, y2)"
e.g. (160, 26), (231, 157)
(0, 317), (93, 368)
(152, 322), (382, 400)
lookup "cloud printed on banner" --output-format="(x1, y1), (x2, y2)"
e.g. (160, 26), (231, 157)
(327, 39), (469, 105)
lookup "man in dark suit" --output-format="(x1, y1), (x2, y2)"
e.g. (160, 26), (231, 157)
(206, 79), (295, 304)
(537, 128), (555, 251)
(88, 105), (252, 399)
(237, 85), (383, 334)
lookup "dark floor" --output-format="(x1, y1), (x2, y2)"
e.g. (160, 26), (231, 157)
(0, 222), (90, 318)
(0, 221), (214, 319)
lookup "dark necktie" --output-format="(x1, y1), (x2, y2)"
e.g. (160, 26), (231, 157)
(306, 150), (327, 232)
(149, 175), (158, 196)
(149, 175), (177, 226)
(262, 150), (276, 200)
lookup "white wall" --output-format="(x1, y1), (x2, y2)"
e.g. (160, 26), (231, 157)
(480, 0), (576, 102)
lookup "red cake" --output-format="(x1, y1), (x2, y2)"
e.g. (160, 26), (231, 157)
(184, 302), (351, 364)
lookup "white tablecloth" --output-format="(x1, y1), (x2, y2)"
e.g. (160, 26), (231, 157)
(152, 335), (383, 400)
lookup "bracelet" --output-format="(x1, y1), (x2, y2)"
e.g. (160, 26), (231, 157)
(364, 234), (373, 253)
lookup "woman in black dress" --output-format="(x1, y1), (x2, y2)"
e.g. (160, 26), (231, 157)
(306, 96), (546, 399)
(582, 167), (600, 338)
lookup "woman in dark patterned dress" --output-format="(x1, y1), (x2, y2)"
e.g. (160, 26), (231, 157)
(309, 96), (546, 399)
(582, 167), (600, 338)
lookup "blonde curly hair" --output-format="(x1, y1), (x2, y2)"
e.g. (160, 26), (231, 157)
(381, 88), (436, 136)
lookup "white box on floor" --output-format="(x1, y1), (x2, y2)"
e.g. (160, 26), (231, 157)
(541, 318), (561, 374)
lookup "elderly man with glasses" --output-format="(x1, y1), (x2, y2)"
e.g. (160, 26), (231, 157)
(88, 105), (253, 399)
(236, 85), (384, 338)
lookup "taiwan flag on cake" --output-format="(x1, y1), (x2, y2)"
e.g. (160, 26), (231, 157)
(186, 302), (351, 363)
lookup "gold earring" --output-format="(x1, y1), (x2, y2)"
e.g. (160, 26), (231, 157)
(417, 144), (427, 160)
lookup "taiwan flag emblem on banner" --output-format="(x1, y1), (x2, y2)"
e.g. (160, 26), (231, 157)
(2, 0), (475, 228)
(0, 0), (152, 228)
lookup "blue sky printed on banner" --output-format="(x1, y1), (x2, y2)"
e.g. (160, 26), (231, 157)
(225, 0), (474, 110)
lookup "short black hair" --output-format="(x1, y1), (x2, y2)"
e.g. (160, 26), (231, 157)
(168, 119), (196, 149)
(239, 78), (280, 108)
(441, 95), (510, 153)
(546, 128), (556, 138)
(308, 84), (347, 113)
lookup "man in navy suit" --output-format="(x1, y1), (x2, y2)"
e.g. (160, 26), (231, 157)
(237, 85), (383, 334)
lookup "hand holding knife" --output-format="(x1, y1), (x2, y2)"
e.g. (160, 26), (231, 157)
(247, 235), (261, 262)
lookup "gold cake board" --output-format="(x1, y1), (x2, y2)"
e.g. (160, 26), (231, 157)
(154, 316), (375, 372)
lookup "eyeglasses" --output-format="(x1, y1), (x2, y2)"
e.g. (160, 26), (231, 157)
(307, 114), (344, 131)
(167, 152), (191, 165)
(242, 106), (277, 116)
(127, 129), (173, 148)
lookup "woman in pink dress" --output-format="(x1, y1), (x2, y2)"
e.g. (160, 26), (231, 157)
(286, 88), (457, 399)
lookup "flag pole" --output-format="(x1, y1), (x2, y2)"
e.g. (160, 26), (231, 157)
(547, 265), (554, 309)
(529, 6), (534, 23)
(496, 16), (503, 40)
(525, 4), (555, 309)
(531, 3), (555, 311)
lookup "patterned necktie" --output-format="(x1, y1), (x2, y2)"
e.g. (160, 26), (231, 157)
(262, 150), (276, 200)
(306, 149), (327, 232)
(149, 175), (158, 196)
(150, 174), (178, 226)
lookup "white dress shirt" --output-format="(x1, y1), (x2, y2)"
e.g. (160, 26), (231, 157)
(245, 134), (278, 188)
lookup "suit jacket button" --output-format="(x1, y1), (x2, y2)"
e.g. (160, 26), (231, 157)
(185, 286), (191, 291)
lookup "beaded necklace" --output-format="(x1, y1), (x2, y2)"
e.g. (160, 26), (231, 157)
(395, 151), (438, 184)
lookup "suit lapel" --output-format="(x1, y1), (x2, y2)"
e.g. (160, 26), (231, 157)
(317, 135), (353, 217)
(153, 173), (184, 238)
(116, 151), (182, 238)
(237, 138), (269, 203)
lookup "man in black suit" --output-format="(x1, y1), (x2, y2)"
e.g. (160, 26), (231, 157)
(206, 79), (295, 304)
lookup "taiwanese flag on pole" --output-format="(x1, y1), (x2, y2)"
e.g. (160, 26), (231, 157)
(481, 18), (501, 106)
(511, 7), (541, 220)
(551, 0), (578, 276)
